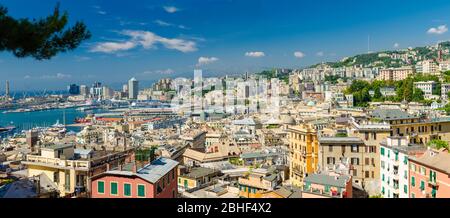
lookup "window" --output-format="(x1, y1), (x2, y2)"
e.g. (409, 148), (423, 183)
(351, 158), (359, 165)
(382, 174), (385, 182)
(327, 157), (335, 165)
(341, 146), (346, 153)
(98, 181), (105, 194)
(365, 158), (370, 165)
(420, 181), (425, 191)
(403, 156), (408, 165)
(420, 167), (426, 176)
(365, 171), (370, 178)
(411, 193), (415, 198)
(381, 161), (385, 169)
(404, 185), (407, 194)
(351, 145), (359, 153)
(137, 184), (146, 197)
(328, 145), (333, 152)
(381, 147), (385, 156)
(373, 133), (377, 140)
(411, 176), (415, 187)
(110, 182), (118, 195)
(124, 183), (131, 197)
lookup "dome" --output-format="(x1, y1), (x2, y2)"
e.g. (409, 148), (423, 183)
(281, 115), (296, 125)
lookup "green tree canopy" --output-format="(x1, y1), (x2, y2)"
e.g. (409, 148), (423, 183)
(0, 3), (91, 60)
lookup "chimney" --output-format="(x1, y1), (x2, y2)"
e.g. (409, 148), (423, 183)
(106, 163), (110, 171)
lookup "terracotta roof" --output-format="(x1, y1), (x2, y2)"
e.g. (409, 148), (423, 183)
(411, 149), (450, 174)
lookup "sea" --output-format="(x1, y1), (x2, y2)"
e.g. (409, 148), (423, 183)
(0, 107), (104, 133)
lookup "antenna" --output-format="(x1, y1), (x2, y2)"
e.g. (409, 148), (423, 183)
(367, 35), (370, 54)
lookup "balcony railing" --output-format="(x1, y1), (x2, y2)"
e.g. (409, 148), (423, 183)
(26, 155), (90, 169)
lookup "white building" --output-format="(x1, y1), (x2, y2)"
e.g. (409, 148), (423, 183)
(416, 60), (438, 75)
(441, 83), (450, 100)
(128, 77), (139, 99)
(414, 81), (437, 96)
(380, 136), (426, 198)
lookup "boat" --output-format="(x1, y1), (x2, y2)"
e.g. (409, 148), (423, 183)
(0, 126), (17, 139)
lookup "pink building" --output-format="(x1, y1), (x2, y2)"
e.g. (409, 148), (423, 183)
(409, 148), (450, 198)
(91, 157), (179, 198)
(379, 67), (414, 81)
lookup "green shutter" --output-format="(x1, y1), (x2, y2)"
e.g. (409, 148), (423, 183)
(110, 182), (118, 195)
(411, 176), (415, 187)
(124, 184), (131, 196)
(420, 181), (425, 190)
(404, 185), (407, 194)
(98, 181), (104, 194)
(138, 185), (145, 197)
(381, 147), (385, 155)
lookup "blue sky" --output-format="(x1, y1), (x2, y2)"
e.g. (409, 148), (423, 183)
(1, 0), (450, 91)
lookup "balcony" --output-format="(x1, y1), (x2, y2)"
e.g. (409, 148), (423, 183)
(25, 155), (90, 170)
(292, 166), (303, 176)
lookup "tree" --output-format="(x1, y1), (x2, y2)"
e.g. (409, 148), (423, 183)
(373, 87), (382, 99)
(428, 139), (449, 150)
(0, 3), (91, 60)
(412, 88), (424, 102)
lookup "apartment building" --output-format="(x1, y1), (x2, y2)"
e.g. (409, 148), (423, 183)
(318, 137), (373, 191)
(379, 136), (426, 198)
(302, 173), (353, 198)
(414, 81), (437, 96)
(91, 157), (179, 198)
(288, 124), (319, 187)
(238, 168), (279, 198)
(378, 67), (414, 81)
(23, 143), (134, 197)
(416, 60), (439, 75)
(348, 118), (391, 194)
(371, 109), (450, 145)
(409, 148), (450, 198)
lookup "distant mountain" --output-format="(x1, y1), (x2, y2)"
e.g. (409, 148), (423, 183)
(310, 41), (450, 69)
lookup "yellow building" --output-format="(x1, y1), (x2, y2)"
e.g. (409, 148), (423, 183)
(238, 169), (278, 198)
(23, 144), (90, 197)
(23, 144), (134, 197)
(288, 124), (319, 187)
(177, 167), (219, 191)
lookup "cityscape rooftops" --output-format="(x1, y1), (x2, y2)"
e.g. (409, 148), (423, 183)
(319, 137), (364, 144)
(99, 157), (178, 184)
(371, 108), (417, 121)
(181, 167), (220, 179)
(303, 174), (351, 188)
(410, 149), (450, 174)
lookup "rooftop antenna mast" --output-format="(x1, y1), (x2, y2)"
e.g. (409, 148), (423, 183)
(367, 35), (370, 54)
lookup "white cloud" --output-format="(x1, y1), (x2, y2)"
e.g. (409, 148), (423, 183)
(97, 11), (107, 15)
(40, 73), (72, 80)
(90, 30), (198, 53)
(90, 41), (137, 53)
(154, 20), (173, 27)
(198, 57), (219, 66)
(394, 43), (400, 48)
(245, 51), (265, 57)
(294, 51), (305, 58)
(427, 25), (448, 35)
(316, 51), (324, 57)
(163, 6), (179, 13)
(142, 69), (175, 75)
(24, 75), (31, 79)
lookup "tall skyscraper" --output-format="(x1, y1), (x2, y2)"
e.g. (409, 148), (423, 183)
(67, 84), (80, 95)
(5, 80), (10, 97)
(128, 77), (139, 99)
(80, 85), (89, 97)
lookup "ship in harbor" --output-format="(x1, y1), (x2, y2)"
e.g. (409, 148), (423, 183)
(0, 126), (17, 139)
